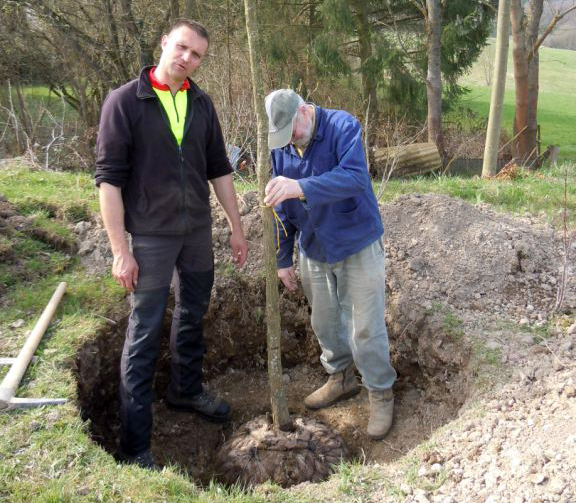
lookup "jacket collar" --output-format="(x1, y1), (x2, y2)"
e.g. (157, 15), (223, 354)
(311, 105), (324, 142)
(136, 65), (202, 100)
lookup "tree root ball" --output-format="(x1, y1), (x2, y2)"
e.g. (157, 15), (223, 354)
(215, 415), (348, 487)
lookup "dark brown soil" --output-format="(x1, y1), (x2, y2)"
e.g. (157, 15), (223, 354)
(75, 319), (459, 485)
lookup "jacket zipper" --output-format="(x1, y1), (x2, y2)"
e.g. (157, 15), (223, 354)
(154, 96), (188, 232)
(178, 144), (187, 231)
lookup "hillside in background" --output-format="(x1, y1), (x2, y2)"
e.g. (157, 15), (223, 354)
(458, 41), (576, 162)
(542, 0), (576, 50)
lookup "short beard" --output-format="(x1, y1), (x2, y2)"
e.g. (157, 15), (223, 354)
(293, 120), (313, 147)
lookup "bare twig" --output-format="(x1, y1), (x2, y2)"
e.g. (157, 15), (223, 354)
(364, 94), (371, 173)
(442, 129), (486, 175)
(552, 168), (575, 314)
(376, 118), (427, 200)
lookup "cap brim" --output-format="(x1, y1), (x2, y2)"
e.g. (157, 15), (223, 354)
(268, 120), (294, 150)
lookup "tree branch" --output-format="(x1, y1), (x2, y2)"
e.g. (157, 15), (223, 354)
(530, 4), (576, 61)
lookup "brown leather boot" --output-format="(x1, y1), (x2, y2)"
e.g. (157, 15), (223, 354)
(304, 365), (360, 409)
(367, 388), (394, 439)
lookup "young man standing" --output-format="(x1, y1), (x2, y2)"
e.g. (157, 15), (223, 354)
(95, 19), (247, 468)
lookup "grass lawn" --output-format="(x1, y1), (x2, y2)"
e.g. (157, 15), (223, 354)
(458, 42), (576, 162)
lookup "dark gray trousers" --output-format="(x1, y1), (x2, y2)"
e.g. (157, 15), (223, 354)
(119, 231), (213, 455)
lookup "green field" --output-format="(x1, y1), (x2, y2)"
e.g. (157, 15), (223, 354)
(458, 41), (576, 161)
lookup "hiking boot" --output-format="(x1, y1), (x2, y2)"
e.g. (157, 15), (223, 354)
(166, 388), (231, 423)
(304, 364), (360, 410)
(118, 448), (159, 470)
(367, 388), (394, 439)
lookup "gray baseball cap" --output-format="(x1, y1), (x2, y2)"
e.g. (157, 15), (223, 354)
(265, 89), (300, 150)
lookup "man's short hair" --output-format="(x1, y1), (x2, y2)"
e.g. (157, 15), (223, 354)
(168, 19), (210, 45)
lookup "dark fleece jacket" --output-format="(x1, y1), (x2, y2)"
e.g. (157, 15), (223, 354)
(95, 66), (232, 235)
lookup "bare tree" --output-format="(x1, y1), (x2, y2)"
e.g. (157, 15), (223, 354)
(482, 0), (511, 178)
(479, 42), (496, 87)
(243, 0), (291, 431)
(8, 0), (179, 130)
(350, 0), (379, 152)
(424, 0), (444, 157)
(510, 0), (576, 166)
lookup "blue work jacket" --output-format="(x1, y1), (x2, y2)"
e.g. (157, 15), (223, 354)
(271, 106), (383, 268)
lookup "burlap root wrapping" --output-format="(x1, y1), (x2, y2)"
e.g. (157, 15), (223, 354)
(215, 415), (348, 487)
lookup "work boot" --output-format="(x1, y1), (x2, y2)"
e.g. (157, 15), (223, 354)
(117, 448), (160, 471)
(166, 388), (231, 423)
(367, 388), (394, 439)
(304, 365), (360, 409)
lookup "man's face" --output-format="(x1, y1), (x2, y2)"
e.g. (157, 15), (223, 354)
(291, 106), (313, 147)
(159, 26), (208, 82)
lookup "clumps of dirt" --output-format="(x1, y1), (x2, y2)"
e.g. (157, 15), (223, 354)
(383, 193), (565, 318)
(74, 218), (114, 275)
(343, 329), (576, 503)
(216, 415), (347, 487)
(381, 194), (573, 385)
(0, 198), (17, 263)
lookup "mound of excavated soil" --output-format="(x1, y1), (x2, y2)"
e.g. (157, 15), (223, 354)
(383, 193), (568, 319)
(72, 191), (576, 497)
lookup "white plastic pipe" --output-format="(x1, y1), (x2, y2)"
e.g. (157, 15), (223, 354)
(0, 282), (67, 410)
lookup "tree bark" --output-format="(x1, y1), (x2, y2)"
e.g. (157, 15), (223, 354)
(425, 0), (444, 157)
(510, 0), (575, 166)
(350, 0), (379, 151)
(510, 0), (542, 166)
(243, 0), (292, 431)
(482, 0), (511, 177)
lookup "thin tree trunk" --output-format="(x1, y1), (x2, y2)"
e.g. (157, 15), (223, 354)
(226, 0), (233, 110)
(526, 51), (540, 164)
(306, 2), (316, 93)
(184, 0), (199, 19)
(350, 0), (378, 151)
(425, 0), (443, 157)
(482, 0), (511, 177)
(15, 83), (34, 144)
(243, 0), (292, 431)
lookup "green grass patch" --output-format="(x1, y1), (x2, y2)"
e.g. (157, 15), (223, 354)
(527, 322), (554, 343)
(0, 234), (72, 291)
(424, 303), (465, 342)
(0, 165), (97, 222)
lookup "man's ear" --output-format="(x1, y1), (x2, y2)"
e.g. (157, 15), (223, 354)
(160, 34), (168, 50)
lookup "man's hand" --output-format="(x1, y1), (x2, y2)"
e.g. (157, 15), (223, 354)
(112, 251), (139, 292)
(278, 266), (298, 291)
(230, 230), (248, 268)
(264, 176), (303, 207)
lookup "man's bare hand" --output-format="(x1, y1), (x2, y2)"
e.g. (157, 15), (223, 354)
(112, 252), (139, 292)
(278, 266), (298, 291)
(264, 176), (303, 207)
(230, 230), (248, 268)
